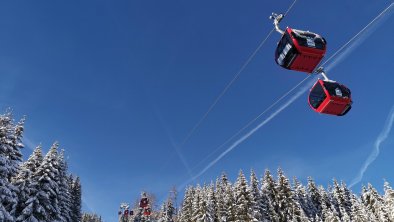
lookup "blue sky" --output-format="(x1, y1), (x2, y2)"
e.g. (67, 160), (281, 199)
(1, 0), (394, 221)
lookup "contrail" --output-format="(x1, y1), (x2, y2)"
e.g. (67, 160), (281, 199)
(153, 106), (193, 178)
(183, 77), (317, 185)
(167, 133), (194, 178)
(349, 106), (394, 188)
(185, 2), (394, 184)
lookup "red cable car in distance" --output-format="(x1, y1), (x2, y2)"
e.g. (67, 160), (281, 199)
(139, 197), (149, 208)
(308, 68), (352, 116)
(270, 13), (327, 73)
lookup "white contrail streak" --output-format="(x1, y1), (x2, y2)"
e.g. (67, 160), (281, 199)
(153, 107), (193, 178)
(185, 77), (317, 184)
(168, 134), (194, 178)
(349, 106), (394, 188)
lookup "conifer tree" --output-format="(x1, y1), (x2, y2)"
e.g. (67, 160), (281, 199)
(192, 185), (202, 221)
(319, 185), (330, 208)
(214, 178), (222, 222)
(14, 145), (43, 221)
(71, 176), (82, 222)
(275, 169), (307, 222)
(362, 183), (390, 221)
(6, 114), (25, 180)
(324, 204), (341, 222)
(293, 177), (314, 219)
(191, 184), (215, 222)
(207, 183), (218, 222)
(28, 142), (62, 221)
(248, 170), (262, 221)
(350, 193), (373, 222)
(161, 198), (175, 222)
(340, 182), (353, 218)
(331, 179), (344, 219)
(222, 181), (235, 222)
(167, 198), (175, 222)
(159, 201), (167, 222)
(0, 112), (24, 221)
(320, 200), (330, 222)
(307, 177), (322, 218)
(259, 185), (271, 221)
(199, 185), (214, 222)
(261, 169), (279, 221)
(179, 187), (194, 222)
(383, 181), (394, 221)
(233, 170), (252, 222)
(58, 150), (72, 222)
(215, 173), (229, 221)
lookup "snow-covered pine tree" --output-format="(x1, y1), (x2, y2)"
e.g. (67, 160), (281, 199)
(159, 201), (167, 222)
(58, 150), (72, 222)
(233, 170), (252, 222)
(248, 170), (262, 221)
(320, 200), (330, 222)
(179, 186), (194, 222)
(384, 181), (394, 221)
(293, 177), (315, 221)
(26, 142), (62, 221)
(13, 145), (43, 221)
(215, 173), (229, 221)
(330, 179), (344, 220)
(196, 185), (214, 222)
(158, 197), (175, 222)
(214, 178), (222, 222)
(275, 169), (308, 222)
(207, 183), (218, 222)
(222, 181), (235, 222)
(258, 179), (271, 221)
(0, 112), (24, 221)
(340, 182), (353, 219)
(331, 180), (356, 221)
(165, 198), (175, 222)
(261, 169), (279, 221)
(319, 184), (335, 221)
(70, 176), (82, 222)
(192, 184), (202, 221)
(350, 192), (375, 222)
(324, 206), (341, 222)
(306, 177), (322, 219)
(362, 183), (390, 221)
(320, 185), (330, 208)
(340, 209), (351, 222)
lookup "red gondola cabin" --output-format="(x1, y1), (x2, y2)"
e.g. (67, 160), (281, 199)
(140, 197), (149, 208)
(308, 79), (352, 116)
(275, 28), (327, 73)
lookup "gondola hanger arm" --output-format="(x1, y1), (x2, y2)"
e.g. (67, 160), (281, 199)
(316, 67), (333, 82)
(269, 12), (285, 34)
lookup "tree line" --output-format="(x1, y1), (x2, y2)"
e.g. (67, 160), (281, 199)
(0, 111), (82, 221)
(176, 169), (394, 222)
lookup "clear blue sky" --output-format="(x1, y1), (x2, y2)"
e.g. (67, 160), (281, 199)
(1, 0), (394, 221)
